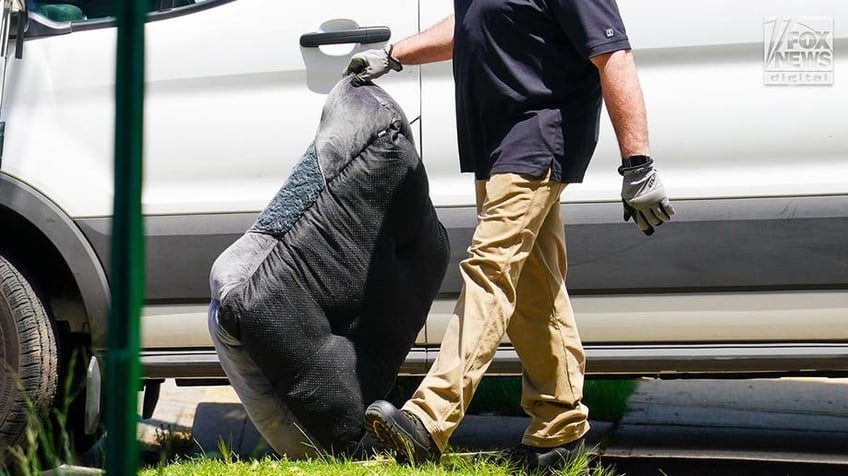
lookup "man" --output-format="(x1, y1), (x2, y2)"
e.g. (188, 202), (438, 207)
(344, 0), (674, 470)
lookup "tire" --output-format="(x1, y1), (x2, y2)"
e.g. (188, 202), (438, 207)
(0, 255), (59, 456)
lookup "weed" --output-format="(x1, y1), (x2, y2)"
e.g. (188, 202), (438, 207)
(1, 352), (88, 475)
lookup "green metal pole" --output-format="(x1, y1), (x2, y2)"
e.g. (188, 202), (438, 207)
(105, 1), (146, 474)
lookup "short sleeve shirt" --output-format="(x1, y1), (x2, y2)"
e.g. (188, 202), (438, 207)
(453, 0), (631, 182)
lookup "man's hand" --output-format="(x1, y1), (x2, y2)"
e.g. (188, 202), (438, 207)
(619, 157), (674, 236)
(343, 45), (402, 85)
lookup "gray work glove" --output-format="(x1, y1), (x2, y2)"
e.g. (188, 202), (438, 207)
(619, 156), (675, 236)
(343, 45), (403, 85)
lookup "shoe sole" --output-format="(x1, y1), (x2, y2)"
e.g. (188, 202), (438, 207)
(364, 404), (431, 464)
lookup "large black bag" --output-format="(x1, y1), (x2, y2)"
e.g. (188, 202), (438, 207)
(209, 77), (449, 456)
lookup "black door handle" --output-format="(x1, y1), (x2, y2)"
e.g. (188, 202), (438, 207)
(300, 26), (391, 47)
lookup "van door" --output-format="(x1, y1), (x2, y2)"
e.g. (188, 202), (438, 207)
(143, 0), (422, 215)
(418, 0), (848, 353)
(598, 0), (848, 202)
(2, 0), (421, 217)
(0, 0), (24, 168)
(1, 1), (424, 350)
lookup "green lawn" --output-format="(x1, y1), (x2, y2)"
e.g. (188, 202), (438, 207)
(2, 377), (637, 475)
(138, 378), (636, 475)
(139, 448), (616, 476)
(390, 376), (638, 422)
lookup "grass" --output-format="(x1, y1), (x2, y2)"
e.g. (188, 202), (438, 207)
(2, 370), (637, 474)
(139, 443), (618, 476)
(389, 376), (638, 422)
(0, 353), (89, 476)
(583, 379), (639, 422)
(141, 425), (196, 467)
(136, 377), (636, 475)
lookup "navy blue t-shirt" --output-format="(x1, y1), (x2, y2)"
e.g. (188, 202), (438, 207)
(453, 0), (631, 182)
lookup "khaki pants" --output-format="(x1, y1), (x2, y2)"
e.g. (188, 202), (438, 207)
(403, 172), (589, 451)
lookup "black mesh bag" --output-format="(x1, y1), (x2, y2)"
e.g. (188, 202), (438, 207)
(210, 77), (449, 455)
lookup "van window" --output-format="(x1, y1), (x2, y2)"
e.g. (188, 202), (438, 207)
(29, 0), (210, 23)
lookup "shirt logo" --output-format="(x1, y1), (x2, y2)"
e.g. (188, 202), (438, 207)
(605, 28), (615, 38)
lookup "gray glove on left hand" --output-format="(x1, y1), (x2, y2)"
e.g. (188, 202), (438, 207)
(619, 156), (675, 236)
(342, 45), (403, 85)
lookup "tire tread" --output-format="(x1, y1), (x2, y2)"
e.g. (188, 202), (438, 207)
(0, 255), (59, 452)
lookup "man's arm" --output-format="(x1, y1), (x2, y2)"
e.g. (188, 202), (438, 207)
(590, 49), (649, 160)
(392, 15), (455, 65)
(344, 16), (454, 83)
(591, 49), (674, 235)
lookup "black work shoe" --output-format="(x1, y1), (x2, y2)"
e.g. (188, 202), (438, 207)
(506, 440), (584, 473)
(363, 400), (441, 464)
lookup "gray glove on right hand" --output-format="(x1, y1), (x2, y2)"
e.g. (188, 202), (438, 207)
(619, 156), (675, 236)
(342, 45), (403, 85)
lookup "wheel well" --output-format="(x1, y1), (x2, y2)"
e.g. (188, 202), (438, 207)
(0, 205), (91, 336)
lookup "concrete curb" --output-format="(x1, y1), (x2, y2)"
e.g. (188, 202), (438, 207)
(604, 378), (848, 464)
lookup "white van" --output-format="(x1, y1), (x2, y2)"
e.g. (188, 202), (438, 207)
(1, 0), (847, 454)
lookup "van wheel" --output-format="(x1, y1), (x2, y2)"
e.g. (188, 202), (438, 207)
(0, 255), (59, 456)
